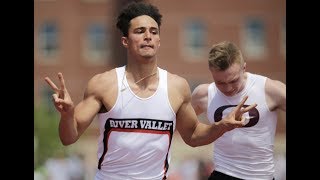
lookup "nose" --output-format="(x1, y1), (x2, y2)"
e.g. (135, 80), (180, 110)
(144, 31), (151, 40)
(225, 84), (233, 90)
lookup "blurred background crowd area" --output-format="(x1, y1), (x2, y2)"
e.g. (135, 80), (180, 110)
(34, 0), (285, 179)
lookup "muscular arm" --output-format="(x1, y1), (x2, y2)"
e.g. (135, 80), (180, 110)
(59, 74), (104, 145)
(265, 78), (286, 112)
(191, 84), (209, 115)
(176, 100), (226, 147)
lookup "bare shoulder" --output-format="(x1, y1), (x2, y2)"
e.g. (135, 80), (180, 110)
(85, 69), (117, 97)
(192, 84), (210, 98)
(265, 78), (286, 95)
(167, 72), (190, 93)
(166, 72), (191, 112)
(265, 77), (286, 111)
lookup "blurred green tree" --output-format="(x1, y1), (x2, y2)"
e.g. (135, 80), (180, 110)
(34, 105), (66, 169)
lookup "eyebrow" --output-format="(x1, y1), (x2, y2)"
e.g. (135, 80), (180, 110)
(134, 26), (158, 30)
(216, 76), (239, 84)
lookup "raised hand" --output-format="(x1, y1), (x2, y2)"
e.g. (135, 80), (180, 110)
(221, 96), (257, 131)
(44, 72), (74, 115)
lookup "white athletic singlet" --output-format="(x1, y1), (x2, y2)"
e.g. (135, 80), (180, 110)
(207, 73), (277, 180)
(95, 66), (176, 180)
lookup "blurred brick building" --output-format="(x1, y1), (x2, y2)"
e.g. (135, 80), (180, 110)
(34, 0), (286, 177)
(34, 0), (285, 131)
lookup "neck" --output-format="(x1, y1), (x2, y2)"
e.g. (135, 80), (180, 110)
(125, 64), (158, 82)
(134, 71), (157, 84)
(121, 66), (158, 93)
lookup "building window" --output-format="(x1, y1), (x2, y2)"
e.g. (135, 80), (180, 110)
(38, 21), (59, 59)
(181, 20), (207, 61)
(241, 18), (266, 59)
(83, 23), (109, 65)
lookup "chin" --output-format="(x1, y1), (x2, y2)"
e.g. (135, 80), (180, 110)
(223, 91), (236, 97)
(141, 53), (156, 59)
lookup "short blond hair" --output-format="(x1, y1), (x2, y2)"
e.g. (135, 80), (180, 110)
(208, 41), (244, 70)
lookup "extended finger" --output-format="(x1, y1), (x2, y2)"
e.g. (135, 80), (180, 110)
(44, 77), (59, 92)
(58, 72), (66, 90)
(234, 95), (248, 112)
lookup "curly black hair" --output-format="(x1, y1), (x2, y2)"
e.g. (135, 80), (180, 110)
(116, 1), (162, 37)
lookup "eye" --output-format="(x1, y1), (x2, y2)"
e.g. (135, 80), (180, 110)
(150, 28), (159, 35)
(135, 28), (145, 33)
(151, 30), (158, 34)
(230, 78), (239, 84)
(216, 82), (225, 86)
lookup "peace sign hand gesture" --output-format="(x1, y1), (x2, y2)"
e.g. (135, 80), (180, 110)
(44, 72), (74, 116)
(222, 96), (257, 131)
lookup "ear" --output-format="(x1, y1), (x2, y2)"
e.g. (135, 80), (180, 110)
(243, 62), (246, 71)
(121, 37), (128, 48)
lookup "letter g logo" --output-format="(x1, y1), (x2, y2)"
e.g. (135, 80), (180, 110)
(214, 105), (259, 127)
